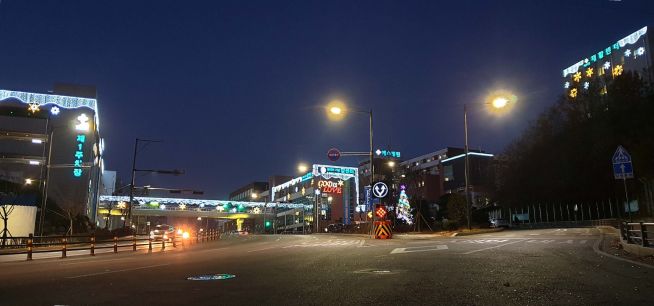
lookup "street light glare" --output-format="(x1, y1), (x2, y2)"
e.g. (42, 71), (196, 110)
(25, 178), (33, 185)
(298, 163), (308, 173)
(388, 161), (396, 167)
(251, 193), (258, 199)
(492, 97), (508, 109)
(325, 99), (346, 121)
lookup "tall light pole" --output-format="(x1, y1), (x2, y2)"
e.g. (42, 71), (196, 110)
(463, 94), (515, 230)
(326, 101), (374, 233)
(127, 138), (183, 227)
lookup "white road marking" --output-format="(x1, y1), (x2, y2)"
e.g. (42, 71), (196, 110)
(247, 246), (277, 253)
(65, 263), (170, 279)
(580, 240), (587, 244)
(462, 239), (526, 254)
(390, 245), (448, 254)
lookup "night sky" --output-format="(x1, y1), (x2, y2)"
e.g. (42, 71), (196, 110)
(0, 0), (652, 198)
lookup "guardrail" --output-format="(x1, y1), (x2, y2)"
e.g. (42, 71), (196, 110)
(0, 229), (222, 261)
(620, 222), (654, 248)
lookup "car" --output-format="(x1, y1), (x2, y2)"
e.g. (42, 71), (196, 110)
(489, 218), (510, 228)
(325, 223), (345, 233)
(150, 224), (175, 241)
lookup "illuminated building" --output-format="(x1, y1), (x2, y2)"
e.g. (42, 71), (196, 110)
(562, 26), (653, 99)
(0, 85), (104, 233)
(270, 164), (359, 232)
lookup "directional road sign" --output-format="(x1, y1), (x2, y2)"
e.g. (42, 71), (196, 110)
(327, 148), (341, 162)
(372, 182), (388, 198)
(612, 145), (634, 179)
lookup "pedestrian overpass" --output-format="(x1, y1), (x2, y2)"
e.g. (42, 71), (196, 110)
(98, 195), (307, 232)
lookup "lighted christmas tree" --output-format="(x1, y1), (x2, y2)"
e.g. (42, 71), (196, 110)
(396, 185), (413, 224)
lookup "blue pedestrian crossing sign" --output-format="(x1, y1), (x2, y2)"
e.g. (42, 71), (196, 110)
(612, 145), (634, 180)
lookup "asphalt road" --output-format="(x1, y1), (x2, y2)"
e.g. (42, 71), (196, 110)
(0, 228), (652, 305)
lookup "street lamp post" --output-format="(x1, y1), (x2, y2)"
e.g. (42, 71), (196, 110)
(127, 138), (183, 227)
(463, 104), (471, 230)
(463, 94), (515, 230)
(327, 102), (374, 234)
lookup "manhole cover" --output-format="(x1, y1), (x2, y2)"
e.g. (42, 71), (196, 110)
(187, 274), (236, 281)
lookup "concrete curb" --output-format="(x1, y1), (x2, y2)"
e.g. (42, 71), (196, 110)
(453, 228), (505, 237)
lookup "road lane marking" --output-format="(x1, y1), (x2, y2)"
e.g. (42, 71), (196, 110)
(462, 239), (526, 254)
(64, 263), (170, 279)
(247, 246), (277, 253)
(580, 240), (587, 244)
(390, 245), (448, 254)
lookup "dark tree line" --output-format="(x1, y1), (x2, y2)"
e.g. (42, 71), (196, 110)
(496, 72), (654, 213)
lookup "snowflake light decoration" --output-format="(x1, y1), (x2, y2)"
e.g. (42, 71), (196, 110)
(585, 67), (593, 78)
(179, 203), (187, 210)
(635, 47), (645, 56)
(569, 88), (578, 98)
(573, 72), (582, 82)
(564, 81), (570, 89)
(624, 49), (631, 57)
(252, 207), (261, 214)
(50, 106), (60, 115)
(603, 61), (611, 70)
(216, 205), (225, 212)
(583, 82), (589, 90)
(612, 65), (623, 77)
(28, 103), (40, 113)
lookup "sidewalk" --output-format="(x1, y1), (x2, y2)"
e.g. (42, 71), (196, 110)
(595, 226), (654, 268)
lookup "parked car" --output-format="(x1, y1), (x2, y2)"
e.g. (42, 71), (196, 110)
(489, 218), (510, 228)
(325, 223), (345, 233)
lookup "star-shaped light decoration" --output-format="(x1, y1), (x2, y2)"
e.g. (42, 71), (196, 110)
(583, 82), (590, 90)
(252, 207), (261, 214)
(338, 180), (344, 186)
(179, 203), (187, 210)
(603, 61), (611, 70)
(624, 49), (631, 57)
(564, 81), (570, 89)
(50, 106), (60, 115)
(585, 67), (593, 78)
(28, 103), (40, 113)
(636, 47), (645, 56)
(569, 88), (578, 98)
(573, 72), (582, 82)
(216, 205), (225, 212)
(612, 65), (623, 77)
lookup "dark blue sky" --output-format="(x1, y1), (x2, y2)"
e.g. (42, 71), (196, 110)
(0, 0), (652, 197)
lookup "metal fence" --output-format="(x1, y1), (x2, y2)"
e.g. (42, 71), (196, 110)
(621, 222), (654, 248)
(0, 229), (222, 261)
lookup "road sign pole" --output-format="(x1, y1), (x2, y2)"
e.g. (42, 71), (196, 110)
(622, 165), (632, 222)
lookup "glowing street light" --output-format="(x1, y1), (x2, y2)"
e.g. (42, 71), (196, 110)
(387, 161), (396, 168)
(298, 163), (309, 173)
(330, 106), (342, 115)
(463, 89), (517, 230)
(251, 193), (258, 200)
(491, 97), (508, 109)
(24, 178), (33, 185)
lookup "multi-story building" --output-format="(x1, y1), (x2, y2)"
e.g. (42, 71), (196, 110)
(0, 85), (103, 234)
(563, 26), (652, 100)
(398, 147), (495, 208)
(229, 181), (269, 202)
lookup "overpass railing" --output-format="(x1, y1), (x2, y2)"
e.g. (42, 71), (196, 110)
(621, 222), (654, 248)
(0, 229), (222, 261)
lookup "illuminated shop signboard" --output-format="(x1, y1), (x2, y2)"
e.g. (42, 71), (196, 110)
(375, 149), (401, 158)
(318, 180), (343, 194)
